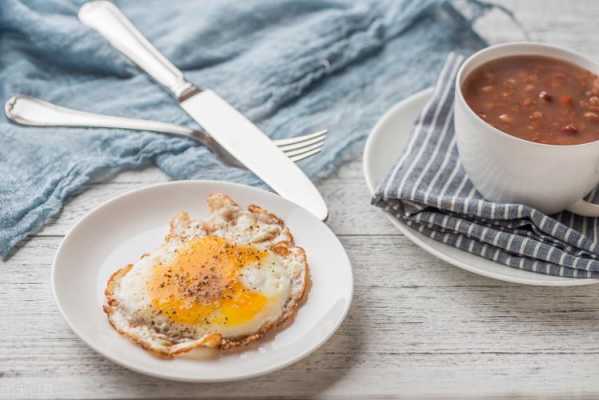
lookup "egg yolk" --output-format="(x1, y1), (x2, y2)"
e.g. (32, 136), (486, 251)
(147, 236), (268, 326)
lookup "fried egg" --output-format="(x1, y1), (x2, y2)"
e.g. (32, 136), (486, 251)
(104, 194), (308, 358)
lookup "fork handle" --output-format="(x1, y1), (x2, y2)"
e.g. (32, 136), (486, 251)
(79, 1), (194, 99)
(5, 95), (196, 137)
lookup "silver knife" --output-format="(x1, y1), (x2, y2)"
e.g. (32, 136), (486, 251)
(79, 1), (328, 221)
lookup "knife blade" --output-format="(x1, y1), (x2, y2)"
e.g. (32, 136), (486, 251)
(79, 1), (328, 220)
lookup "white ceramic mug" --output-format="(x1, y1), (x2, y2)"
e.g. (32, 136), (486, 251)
(454, 42), (599, 216)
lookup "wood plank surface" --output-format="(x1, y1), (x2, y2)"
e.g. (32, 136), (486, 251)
(4, 1), (599, 399)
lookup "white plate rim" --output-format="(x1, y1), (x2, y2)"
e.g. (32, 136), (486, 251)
(363, 88), (598, 287)
(51, 180), (354, 382)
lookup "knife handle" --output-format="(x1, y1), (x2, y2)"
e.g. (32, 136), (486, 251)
(79, 1), (196, 99)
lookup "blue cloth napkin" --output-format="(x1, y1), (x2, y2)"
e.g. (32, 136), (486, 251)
(0, 0), (488, 258)
(373, 54), (599, 279)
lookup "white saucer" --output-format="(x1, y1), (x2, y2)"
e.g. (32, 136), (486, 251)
(52, 181), (353, 382)
(363, 88), (598, 286)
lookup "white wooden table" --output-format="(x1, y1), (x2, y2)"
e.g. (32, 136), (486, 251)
(4, 2), (599, 398)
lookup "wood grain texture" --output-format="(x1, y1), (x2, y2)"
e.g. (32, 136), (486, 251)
(4, 1), (599, 399)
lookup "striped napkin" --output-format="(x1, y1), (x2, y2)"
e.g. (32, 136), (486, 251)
(372, 53), (599, 279)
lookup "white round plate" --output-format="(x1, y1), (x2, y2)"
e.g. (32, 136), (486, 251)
(363, 88), (598, 286)
(52, 181), (353, 382)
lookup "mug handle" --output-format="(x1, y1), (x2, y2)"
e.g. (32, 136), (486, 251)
(567, 200), (599, 217)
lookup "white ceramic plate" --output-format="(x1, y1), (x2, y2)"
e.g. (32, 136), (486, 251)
(363, 88), (598, 286)
(52, 181), (353, 382)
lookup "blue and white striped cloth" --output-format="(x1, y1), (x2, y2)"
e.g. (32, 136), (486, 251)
(372, 53), (599, 278)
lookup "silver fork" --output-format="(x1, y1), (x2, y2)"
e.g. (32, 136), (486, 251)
(4, 95), (326, 169)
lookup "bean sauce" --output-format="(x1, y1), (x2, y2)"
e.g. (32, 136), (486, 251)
(462, 55), (599, 145)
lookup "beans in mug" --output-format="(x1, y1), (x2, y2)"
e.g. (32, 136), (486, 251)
(462, 55), (599, 145)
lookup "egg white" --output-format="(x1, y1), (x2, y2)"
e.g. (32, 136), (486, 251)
(104, 194), (308, 357)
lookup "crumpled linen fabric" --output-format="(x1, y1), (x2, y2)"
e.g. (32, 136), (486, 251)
(0, 0), (487, 257)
